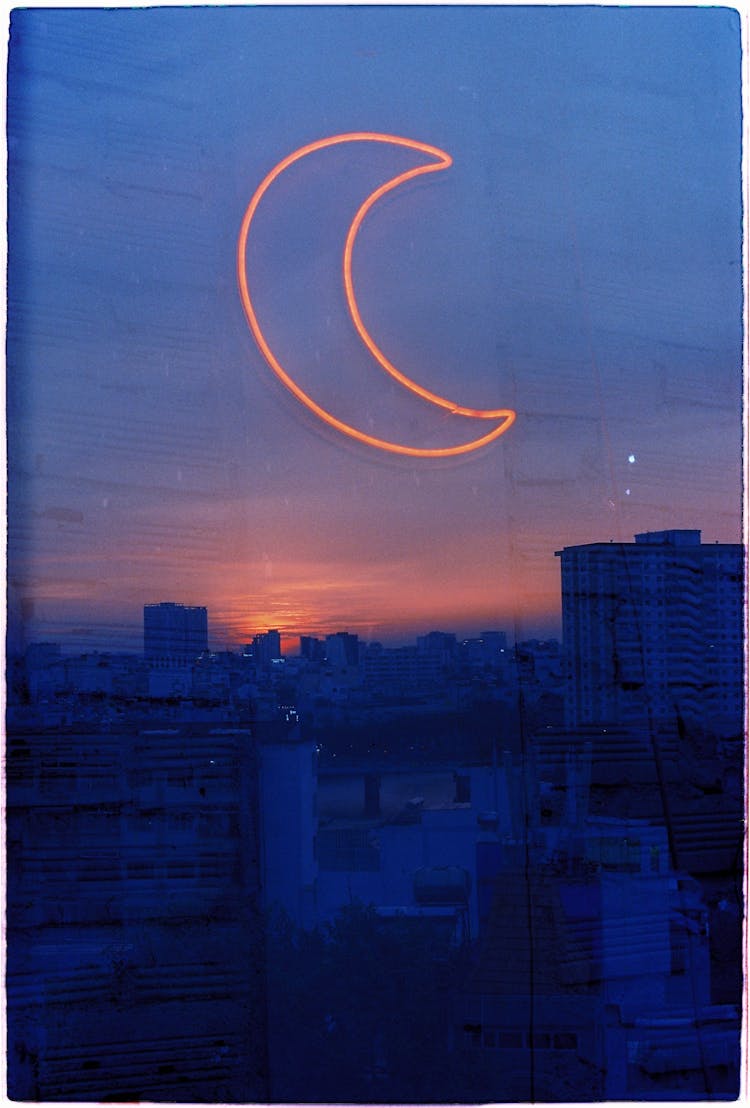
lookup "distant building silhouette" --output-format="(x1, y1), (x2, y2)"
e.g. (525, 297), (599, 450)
(363, 643), (444, 696)
(252, 629), (282, 668)
(416, 631), (457, 661)
(143, 602), (208, 667)
(324, 631), (360, 669)
(299, 635), (324, 663)
(556, 530), (743, 734)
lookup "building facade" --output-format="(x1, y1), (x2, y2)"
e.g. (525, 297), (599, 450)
(143, 602), (208, 666)
(6, 723), (267, 1101)
(556, 530), (743, 734)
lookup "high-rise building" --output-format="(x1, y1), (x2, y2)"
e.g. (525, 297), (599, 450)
(144, 602), (208, 666)
(299, 635), (324, 663)
(252, 629), (282, 668)
(257, 725), (317, 928)
(556, 530), (743, 733)
(324, 631), (360, 669)
(6, 723), (267, 1101)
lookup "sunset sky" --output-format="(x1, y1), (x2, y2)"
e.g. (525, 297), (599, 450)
(7, 5), (743, 654)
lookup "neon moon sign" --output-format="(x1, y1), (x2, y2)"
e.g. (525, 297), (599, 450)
(237, 132), (516, 458)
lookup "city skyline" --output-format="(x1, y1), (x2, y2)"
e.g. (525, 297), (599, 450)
(7, 6), (743, 656)
(8, 525), (738, 655)
(20, 524), (742, 662)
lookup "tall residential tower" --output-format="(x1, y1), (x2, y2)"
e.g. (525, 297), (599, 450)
(556, 530), (743, 734)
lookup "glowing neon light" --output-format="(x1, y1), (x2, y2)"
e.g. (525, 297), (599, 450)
(237, 132), (516, 457)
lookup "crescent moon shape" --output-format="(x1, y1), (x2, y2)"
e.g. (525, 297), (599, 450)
(237, 132), (516, 458)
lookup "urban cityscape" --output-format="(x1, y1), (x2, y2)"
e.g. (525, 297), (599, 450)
(7, 529), (744, 1100)
(7, 5), (744, 1106)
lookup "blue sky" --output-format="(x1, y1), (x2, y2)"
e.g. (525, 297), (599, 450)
(7, 5), (743, 651)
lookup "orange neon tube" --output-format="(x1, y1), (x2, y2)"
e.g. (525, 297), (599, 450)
(237, 132), (516, 458)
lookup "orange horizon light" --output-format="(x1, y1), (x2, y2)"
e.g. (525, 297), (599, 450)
(237, 131), (516, 458)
